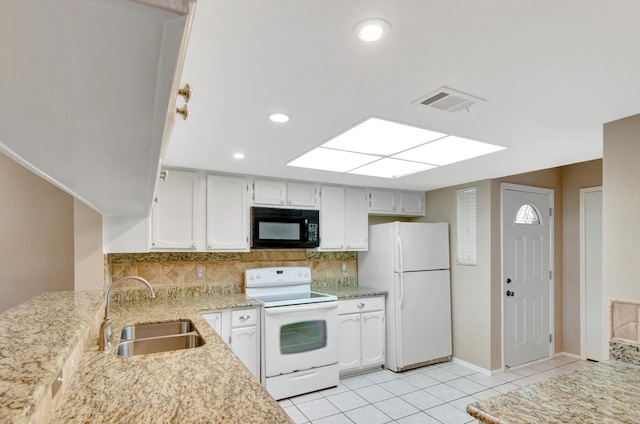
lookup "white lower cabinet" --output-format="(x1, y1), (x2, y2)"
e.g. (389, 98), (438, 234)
(202, 307), (259, 379)
(338, 296), (385, 375)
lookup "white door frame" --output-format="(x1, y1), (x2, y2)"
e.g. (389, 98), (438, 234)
(501, 183), (555, 369)
(579, 186), (603, 360)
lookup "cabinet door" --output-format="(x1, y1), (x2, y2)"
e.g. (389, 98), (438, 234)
(361, 310), (385, 368)
(287, 182), (317, 207)
(150, 169), (198, 249)
(339, 313), (361, 372)
(319, 186), (346, 250)
(345, 187), (368, 250)
(202, 312), (223, 337)
(206, 175), (249, 251)
(368, 189), (397, 214)
(399, 191), (424, 215)
(230, 326), (259, 378)
(253, 179), (286, 206)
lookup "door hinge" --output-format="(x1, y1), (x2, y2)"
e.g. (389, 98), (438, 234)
(228, 336), (232, 345)
(549, 207), (553, 217)
(549, 270), (553, 279)
(549, 334), (552, 343)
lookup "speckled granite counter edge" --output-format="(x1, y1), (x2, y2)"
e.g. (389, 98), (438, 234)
(0, 291), (104, 424)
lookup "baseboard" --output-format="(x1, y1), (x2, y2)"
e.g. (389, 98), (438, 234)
(555, 351), (581, 360)
(450, 357), (501, 376)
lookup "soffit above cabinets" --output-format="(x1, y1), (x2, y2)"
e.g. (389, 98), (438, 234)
(0, 0), (195, 217)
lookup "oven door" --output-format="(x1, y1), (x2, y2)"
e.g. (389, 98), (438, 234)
(263, 301), (338, 377)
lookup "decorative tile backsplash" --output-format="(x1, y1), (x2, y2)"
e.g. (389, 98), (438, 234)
(106, 250), (357, 294)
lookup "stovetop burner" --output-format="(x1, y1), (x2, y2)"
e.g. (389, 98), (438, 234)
(245, 267), (337, 307)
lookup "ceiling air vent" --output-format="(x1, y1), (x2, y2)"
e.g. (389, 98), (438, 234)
(414, 86), (486, 113)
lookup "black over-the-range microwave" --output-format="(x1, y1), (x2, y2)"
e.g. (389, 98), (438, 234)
(251, 207), (320, 249)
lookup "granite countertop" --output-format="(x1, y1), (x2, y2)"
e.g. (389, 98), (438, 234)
(50, 293), (293, 424)
(312, 284), (387, 299)
(467, 360), (640, 423)
(1, 284), (384, 424)
(0, 291), (104, 424)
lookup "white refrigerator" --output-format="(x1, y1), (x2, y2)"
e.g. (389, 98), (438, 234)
(358, 221), (452, 372)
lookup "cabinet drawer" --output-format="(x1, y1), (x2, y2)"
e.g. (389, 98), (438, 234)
(338, 297), (384, 315)
(231, 308), (257, 327)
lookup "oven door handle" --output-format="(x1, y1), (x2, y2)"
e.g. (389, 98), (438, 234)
(264, 302), (337, 315)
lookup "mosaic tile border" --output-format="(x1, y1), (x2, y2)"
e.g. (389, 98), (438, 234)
(108, 250), (356, 264)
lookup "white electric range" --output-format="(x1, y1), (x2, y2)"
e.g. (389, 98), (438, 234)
(245, 266), (339, 400)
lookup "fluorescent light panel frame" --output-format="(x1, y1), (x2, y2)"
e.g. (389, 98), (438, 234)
(287, 117), (505, 178)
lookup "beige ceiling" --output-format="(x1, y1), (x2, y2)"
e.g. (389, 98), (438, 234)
(165, 0), (640, 191)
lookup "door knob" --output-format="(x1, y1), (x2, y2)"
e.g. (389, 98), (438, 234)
(506, 278), (512, 284)
(506, 290), (515, 297)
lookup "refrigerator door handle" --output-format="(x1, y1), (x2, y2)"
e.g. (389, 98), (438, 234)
(396, 273), (404, 368)
(396, 233), (404, 272)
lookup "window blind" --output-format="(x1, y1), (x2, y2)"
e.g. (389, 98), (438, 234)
(457, 187), (477, 265)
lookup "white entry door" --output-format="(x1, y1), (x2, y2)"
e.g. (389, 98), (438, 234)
(502, 184), (553, 368)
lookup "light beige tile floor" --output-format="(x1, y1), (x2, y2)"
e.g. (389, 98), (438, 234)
(279, 355), (594, 424)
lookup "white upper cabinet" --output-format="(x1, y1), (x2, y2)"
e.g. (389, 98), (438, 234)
(286, 182), (318, 207)
(253, 180), (287, 206)
(0, 0), (196, 217)
(206, 175), (250, 251)
(150, 169), (199, 250)
(319, 186), (368, 251)
(253, 179), (318, 208)
(367, 189), (425, 216)
(344, 187), (368, 250)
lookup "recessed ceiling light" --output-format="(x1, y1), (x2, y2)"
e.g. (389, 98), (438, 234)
(268, 112), (290, 123)
(232, 153), (245, 159)
(353, 18), (391, 42)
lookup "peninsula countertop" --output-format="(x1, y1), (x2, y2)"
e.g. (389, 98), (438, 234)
(1, 285), (386, 423)
(466, 360), (640, 424)
(50, 293), (293, 424)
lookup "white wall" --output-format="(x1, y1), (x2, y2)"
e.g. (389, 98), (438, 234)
(602, 114), (640, 358)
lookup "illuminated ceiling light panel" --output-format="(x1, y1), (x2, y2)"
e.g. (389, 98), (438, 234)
(392, 135), (506, 166)
(287, 148), (378, 172)
(287, 116), (507, 178)
(349, 158), (436, 178)
(322, 117), (446, 155)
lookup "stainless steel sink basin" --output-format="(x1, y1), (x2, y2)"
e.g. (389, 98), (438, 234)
(120, 320), (195, 341)
(116, 333), (205, 357)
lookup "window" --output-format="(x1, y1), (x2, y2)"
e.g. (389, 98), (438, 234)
(514, 204), (541, 225)
(457, 187), (476, 265)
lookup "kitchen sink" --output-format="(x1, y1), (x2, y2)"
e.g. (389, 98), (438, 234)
(120, 320), (195, 341)
(116, 320), (205, 357)
(116, 333), (205, 357)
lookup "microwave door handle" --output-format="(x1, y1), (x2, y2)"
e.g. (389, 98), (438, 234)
(303, 218), (308, 241)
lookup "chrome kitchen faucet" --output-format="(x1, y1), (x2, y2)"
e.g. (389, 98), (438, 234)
(99, 276), (155, 351)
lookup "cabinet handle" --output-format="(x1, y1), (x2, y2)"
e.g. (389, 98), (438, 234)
(178, 83), (193, 103)
(191, 243), (197, 248)
(239, 315), (251, 320)
(159, 169), (169, 181)
(357, 303), (365, 308)
(176, 104), (189, 120)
